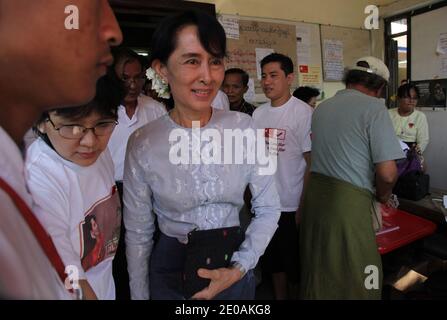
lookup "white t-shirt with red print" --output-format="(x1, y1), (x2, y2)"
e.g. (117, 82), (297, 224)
(253, 96), (312, 212)
(25, 139), (121, 300)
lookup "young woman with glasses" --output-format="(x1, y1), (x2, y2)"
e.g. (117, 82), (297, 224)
(25, 75), (124, 300)
(389, 83), (429, 154)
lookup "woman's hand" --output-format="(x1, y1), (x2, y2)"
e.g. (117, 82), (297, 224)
(413, 144), (422, 155)
(190, 267), (243, 300)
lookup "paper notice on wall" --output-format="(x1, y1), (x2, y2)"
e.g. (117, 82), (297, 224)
(441, 55), (447, 78)
(436, 33), (447, 55)
(296, 25), (311, 66)
(244, 78), (255, 102)
(255, 48), (275, 80)
(298, 66), (322, 89)
(218, 16), (240, 40)
(323, 39), (344, 81)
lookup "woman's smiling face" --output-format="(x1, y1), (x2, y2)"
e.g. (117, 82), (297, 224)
(157, 25), (225, 113)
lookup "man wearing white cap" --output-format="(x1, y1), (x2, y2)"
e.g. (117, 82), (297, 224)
(299, 56), (405, 299)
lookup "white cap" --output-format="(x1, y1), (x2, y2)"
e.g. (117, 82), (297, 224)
(351, 56), (390, 82)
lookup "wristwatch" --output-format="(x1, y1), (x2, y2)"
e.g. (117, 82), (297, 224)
(230, 261), (247, 278)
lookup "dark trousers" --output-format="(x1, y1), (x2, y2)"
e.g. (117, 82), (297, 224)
(112, 181), (131, 300)
(150, 233), (255, 300)
(260, 212), (299, 283)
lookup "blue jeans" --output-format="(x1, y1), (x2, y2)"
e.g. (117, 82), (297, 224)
(149, 233), (255, 300)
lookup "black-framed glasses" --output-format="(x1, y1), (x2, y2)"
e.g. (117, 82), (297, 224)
(47, 117), (118, 139)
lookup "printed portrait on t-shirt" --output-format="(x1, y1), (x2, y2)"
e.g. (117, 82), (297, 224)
(80, 188), (121, 271)
(264, 128), (286, 155)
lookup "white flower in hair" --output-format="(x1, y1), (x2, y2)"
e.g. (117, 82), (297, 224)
(146, 67), (170, 99)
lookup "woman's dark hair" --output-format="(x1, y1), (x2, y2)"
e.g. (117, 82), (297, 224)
(150, 10), (227, 65)
(83, 215), (98, 252)
(33, 73), (124, 146)
(293, 86), (320, 103)
(343, 61), (387, 92)
(85, 214), (96, 226)
(260, 53), (294, 76)
(397, 83), (420, 99)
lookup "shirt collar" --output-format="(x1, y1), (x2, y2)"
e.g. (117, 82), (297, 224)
(0, 126), (33, 206)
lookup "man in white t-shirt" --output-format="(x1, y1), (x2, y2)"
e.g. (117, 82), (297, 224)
(253, 53), (312, 300)
(0, 0), (122, 299)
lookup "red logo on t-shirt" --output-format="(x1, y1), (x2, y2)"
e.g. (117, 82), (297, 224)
(264, 128), (286, 154)
(264, 128), (286, 141)
(409, 123), (414, 128)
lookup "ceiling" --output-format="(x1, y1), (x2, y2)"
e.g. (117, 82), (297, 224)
(371, 0), (401, 5)
(110, 0), (215, 50)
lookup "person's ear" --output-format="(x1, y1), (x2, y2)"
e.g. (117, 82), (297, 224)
(286, 72), (295, 86)
(377, 83), (387, 98)
(152, 59), (168, 84)
(243, 85), (249, 94)
(36, 122), (46, 134)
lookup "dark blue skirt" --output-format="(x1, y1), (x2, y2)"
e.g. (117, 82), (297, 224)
(149, 233), (255, 300)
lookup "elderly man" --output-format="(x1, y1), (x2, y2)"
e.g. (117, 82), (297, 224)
(299, 56), (405, 299)
(222, 68), (256, 116)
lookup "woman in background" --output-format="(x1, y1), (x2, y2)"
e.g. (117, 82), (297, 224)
(293, 86), (320, 108)
(389, 83), (429, 154)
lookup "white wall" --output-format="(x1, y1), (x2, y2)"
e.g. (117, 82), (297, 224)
(411, 5), (447, 190)
(423, 111), (447, 190)
(194, 0), (384, 28)
(191, 0), (381, 100)
(192, 0), (435, 100)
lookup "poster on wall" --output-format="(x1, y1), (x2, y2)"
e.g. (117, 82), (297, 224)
(323, 39), (344, 81)
(296, 25), (311, 66)
(298, 65), (322, 91)
(413, 79), (447, 108)
(218, 16), (240, 40)
(255, 48), (275, 80)
(436, 32), (447, 55)
(225, 20), (297, 95)
(440, 55), (447, 78)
